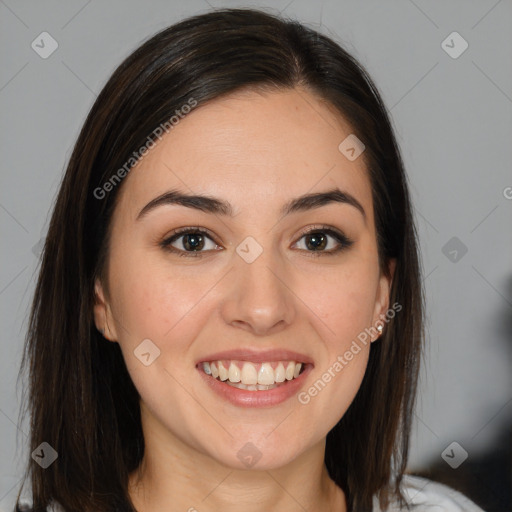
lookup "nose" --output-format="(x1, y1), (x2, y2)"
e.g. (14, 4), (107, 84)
(220, 243), (297, 336)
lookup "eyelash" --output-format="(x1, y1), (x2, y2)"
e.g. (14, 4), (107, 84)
(159, 225), (354, 259)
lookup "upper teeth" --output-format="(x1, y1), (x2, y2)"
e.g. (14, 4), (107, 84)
(202, 360), (303, 385)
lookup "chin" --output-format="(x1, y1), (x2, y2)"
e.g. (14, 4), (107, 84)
(201, 433), (311, 472)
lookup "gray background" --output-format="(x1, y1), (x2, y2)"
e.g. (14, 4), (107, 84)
(1, 0), (511, 509)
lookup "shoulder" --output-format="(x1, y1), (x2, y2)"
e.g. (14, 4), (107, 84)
(372, 474), (486, 511)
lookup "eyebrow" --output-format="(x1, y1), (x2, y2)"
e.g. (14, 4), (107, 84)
(136, 187), (366, 222)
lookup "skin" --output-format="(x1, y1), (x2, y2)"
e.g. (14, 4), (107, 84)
(93, 87), (395, 512)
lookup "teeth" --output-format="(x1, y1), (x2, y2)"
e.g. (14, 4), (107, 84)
(257, 362), (274, 385)
(274, 362), (286, 382)
(202, 359), (305, 387)
(228, 362), (241, 382)
(218, 361), (229, 381)
(226, 381), (279, 391)
(285, 362), (295, 380)
(241, 362), (258, 385)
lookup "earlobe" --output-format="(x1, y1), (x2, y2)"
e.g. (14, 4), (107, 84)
(93, 278), (117, 341)
(371, 258), (397, 341)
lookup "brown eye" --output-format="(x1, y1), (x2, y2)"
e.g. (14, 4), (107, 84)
(179, 233), (206, 251)
(293, 226), (354, 256)
(304, 232), (328, 251)
(160, 228), (221, 257)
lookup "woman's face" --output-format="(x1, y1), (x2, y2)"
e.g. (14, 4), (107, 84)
(94, 87), (394, 470)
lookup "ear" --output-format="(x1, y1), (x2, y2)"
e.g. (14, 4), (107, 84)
(370, 258), (396, 342)
(93, 278), (118, 342)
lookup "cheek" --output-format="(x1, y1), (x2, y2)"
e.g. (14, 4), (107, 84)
(296, 259), (379, 345)
(108, 255), (212, 433)
(330, 285), (377, 342)
(294, 255), (377, 411)
(109, 250), (215, 344)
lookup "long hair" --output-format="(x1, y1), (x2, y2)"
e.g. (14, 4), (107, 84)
(16, 8), (424, 512)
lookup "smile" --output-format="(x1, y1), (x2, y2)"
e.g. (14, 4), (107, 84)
(201, 360), (306, 391)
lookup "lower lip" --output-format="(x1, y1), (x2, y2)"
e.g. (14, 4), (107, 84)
(196, 364), (313, 408)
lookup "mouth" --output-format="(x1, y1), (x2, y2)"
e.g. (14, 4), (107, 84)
(198, 359), (309, 391)
(195, 349), (314, 407)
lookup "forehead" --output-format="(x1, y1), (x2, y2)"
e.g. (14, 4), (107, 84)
(115, 87), (373, 223)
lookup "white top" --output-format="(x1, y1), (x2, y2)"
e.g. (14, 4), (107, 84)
(374, 474), (486, 511)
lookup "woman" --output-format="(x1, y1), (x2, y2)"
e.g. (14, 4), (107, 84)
(15, 8), (485, 512)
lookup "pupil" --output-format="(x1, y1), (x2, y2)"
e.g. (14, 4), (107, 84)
(184, 234), (204, 251)
(307, 233), (326, 251)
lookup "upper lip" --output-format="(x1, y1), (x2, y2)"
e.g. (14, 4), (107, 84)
(197, 348), (314, 365)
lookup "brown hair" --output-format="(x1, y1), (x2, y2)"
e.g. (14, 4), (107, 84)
(16, 8), (424, 512)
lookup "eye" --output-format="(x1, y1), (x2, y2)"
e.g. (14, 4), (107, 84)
(292, 225), (354, 256)
(160, 227), (221, 258)
(160, 225), (354, 259)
